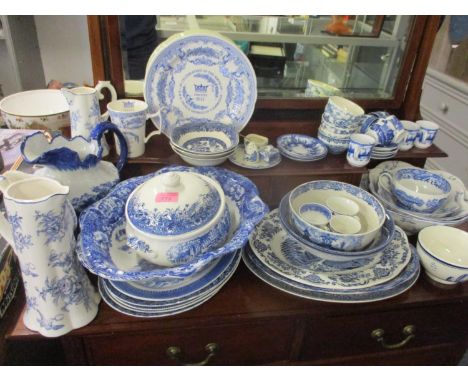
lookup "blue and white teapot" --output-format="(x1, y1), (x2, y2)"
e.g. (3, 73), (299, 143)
(21, 122), (128, 213)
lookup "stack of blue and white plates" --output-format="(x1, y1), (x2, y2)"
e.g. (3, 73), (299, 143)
(276, 134), (328, 162)
(243, 180), (420, 304)
(77, 166), (268, 318)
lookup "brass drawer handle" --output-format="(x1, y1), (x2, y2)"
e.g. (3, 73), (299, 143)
(371, 325), (416, 350)
(166, 343), (219, 366)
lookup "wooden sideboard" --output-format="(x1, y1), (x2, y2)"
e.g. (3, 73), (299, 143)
(3, 120), (467, 366)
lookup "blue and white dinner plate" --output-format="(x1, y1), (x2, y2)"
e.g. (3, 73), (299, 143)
(250, 210), (410, 290)
(109, 249), (239, 301)
(243, 245), (420, 303)
(144, 30), (257, 137)
(277, 134), (328, 161)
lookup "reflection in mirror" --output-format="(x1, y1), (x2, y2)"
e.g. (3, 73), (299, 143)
(118, 15), (414, 100)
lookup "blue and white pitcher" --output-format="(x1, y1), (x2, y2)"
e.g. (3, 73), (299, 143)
(0, 171), (100, 337)
(62, 81), (117, 156)
(21, 122), (128, 213)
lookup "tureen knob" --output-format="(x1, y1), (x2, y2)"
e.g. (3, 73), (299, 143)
(163, 173), (181, 188)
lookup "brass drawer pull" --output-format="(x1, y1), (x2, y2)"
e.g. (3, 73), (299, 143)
(166, 343), (219, 366)
(371, 325), (416, 350)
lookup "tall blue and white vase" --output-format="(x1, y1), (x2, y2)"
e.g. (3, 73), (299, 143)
(0, 171), (100, 337)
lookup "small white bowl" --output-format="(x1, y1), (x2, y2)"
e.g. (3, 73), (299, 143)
(330, 215), (361, 234)
(326, 196), (360, 216)
(417, 226), (468, 284)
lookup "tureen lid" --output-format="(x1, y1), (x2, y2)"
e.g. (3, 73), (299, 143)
(126, 171), (223, 236)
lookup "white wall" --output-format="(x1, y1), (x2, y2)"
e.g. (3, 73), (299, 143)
(34, 15), (93, 86)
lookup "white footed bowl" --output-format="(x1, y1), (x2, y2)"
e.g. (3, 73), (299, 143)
(417, 226), (468, 284)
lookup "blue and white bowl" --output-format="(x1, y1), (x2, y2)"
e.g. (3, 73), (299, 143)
(77, 165), (268, 281)
(170, 122), (239, 155)
(317, 129), (350, 154)
(322, 96), (364, 128)
(279, 194), (395, 260)
(320, 119), (358, 136)
(289, 181), (386, 251)
(417, 226), (468, 284)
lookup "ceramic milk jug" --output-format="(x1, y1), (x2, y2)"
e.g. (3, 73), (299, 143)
(0, 171), (100, 337)
(20, 121), (128, 213)
(61, 81), (117, 156)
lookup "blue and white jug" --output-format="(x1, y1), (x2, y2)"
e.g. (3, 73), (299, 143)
(0, 171), (100, 337)
(21, 122), (128, 213)
(62, 81), (117, 156)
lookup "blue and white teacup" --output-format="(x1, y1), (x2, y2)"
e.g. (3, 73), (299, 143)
(346, 133), (375, 167)
(379, 168), (451, 213)
(259, 145), (280, 163)
(399, 120), (420, 151)
(108, 99), (162, 158)
(414, 120), (439, 149)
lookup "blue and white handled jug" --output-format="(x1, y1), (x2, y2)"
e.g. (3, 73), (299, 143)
(0, 171), (100, 337)
(21, 122), (128, 213)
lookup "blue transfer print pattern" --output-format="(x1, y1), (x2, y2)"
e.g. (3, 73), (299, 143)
(8, 213), (33, 253)
(277, 134), (328, 160)
(35, 206), (68, 245)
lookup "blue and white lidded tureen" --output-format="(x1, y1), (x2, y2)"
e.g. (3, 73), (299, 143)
(125, 171), (230, 266)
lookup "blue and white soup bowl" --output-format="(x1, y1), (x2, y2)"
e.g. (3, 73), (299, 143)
(346, 133), (375, 167)
(417, 226), (468, 285)
(125, 171), (230, 266)
(380, 168), (451, 213)
(317, 130), (350, 154)
(289, 181), (386, 251)
(414, 120), (439, 149)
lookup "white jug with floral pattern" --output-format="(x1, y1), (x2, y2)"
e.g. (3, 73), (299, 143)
(62, 81), (117, 156)
(0, 171), (100, 337)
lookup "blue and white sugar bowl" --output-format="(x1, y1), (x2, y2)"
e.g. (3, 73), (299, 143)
(125, 171), (231, 266)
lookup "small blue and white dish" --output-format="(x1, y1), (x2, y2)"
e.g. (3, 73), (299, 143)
(317, 130), (350, 154)
(277, 134), (328, 161)
(229, 144), (282, 169)
(77, 165), (268, 281)
(288, 181), (386, 251)
(299, 203), (332, 227)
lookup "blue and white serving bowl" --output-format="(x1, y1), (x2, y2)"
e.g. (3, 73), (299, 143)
(170, 122), (239, 155)
(322, 96), (364, 128)
(77, 165), (268, 281)
(125, 171), (230, 267)
(317, 129), (350, 154)
(288, 181), (386, 251)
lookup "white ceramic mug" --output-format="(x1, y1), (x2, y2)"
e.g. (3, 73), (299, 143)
(346, 133), (375, 167)
(414, 120), (439, 149)
(107, 99), (162, 158)
(399, 120), (420, 151)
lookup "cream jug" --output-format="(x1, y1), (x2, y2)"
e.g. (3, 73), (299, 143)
(0, 171), (100, 337)
(61, 81), (117, 156)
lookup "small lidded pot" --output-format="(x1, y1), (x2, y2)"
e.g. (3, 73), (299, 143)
(125, 171), (230, 266)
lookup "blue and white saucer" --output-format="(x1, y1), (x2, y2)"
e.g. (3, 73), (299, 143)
(144, 30), (257, 137)
(250, 210), (410, 290)
(243, 245), (420, 303)
(277, 134), (328, 161)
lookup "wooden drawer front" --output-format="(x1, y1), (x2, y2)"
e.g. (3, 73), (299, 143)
(84, 320), (295, 365)
(300, 303), (468, 361)
(421, 79), (467, 129)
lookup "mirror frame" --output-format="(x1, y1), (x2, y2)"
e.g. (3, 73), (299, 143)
(87, 15), (441, 120)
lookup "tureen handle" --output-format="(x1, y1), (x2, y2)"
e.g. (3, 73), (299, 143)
(90, 122), (128, 172)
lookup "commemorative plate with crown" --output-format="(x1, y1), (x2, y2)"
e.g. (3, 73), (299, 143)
(144, 30), (257, 137)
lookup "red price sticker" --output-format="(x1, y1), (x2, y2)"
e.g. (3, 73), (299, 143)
(155, 192), (179, 203)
